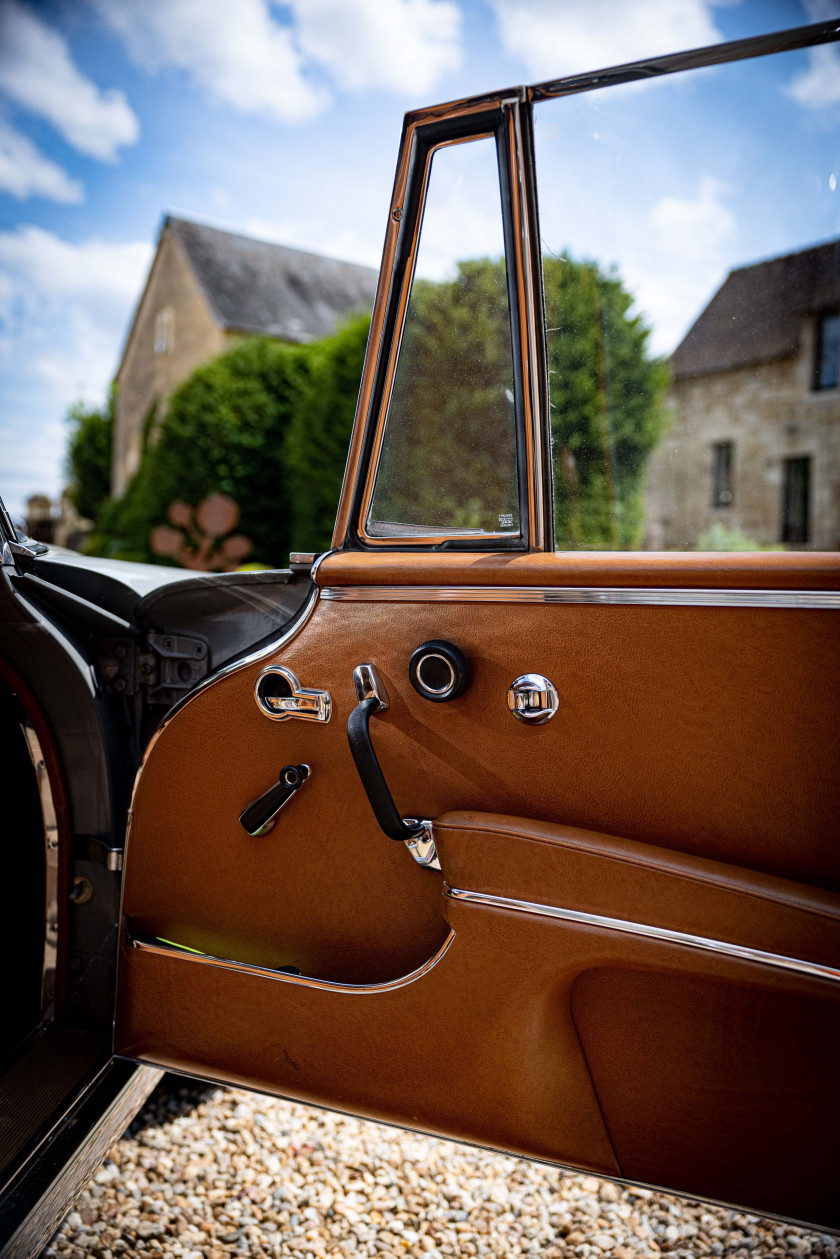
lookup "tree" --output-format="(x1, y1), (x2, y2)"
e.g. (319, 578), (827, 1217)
(368, 259), (519, 536)
(543, 253), (669, 549)
(284, 314), (370, 554)
(65, 388), (114, 522)
(84, 253), (663, 568)
(92, 337), (310, 565)
(364, 255), (666, 548)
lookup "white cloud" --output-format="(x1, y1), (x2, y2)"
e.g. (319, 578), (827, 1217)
(0, 226), (152, 512)
(0, 0), (138, 161)
(486, 0), (724, 81)
(626, 177), (736, 354)
(91, 0), (325, 122)
(789, 42), (840, 109)
(0, 119), (83, 202)
(291, 0), (461, 94)
(0, 225), (151, 323)
(245, 216), (384, 269)
(92, 0), (461, 123)
(650, 176), (736, 257)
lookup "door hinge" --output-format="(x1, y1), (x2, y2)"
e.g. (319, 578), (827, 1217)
(98, 633), (209, 706)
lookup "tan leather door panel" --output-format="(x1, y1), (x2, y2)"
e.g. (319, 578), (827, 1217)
(116, 552), (840, 1225)
(434, 811), (840, 968)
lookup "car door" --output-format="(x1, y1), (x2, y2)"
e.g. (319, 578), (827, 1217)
(115, 22), (840, 1231)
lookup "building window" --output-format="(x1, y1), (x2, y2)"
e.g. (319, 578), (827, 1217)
(814, 312), (840, 390)
(154, 307), (174, 355)
(781, 456), (811, 544)
(711, 441), (734, 507)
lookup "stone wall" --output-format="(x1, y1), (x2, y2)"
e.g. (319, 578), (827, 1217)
(112, 227), (228, 497)
(644, 320), (840, 550)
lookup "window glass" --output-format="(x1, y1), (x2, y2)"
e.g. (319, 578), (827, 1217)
(711, 442), (734, 509)
(535, 46), (840, 552)
(814, 312), (840, 390)
(366, 137), (520, 540)
(782, 456), (811, 544)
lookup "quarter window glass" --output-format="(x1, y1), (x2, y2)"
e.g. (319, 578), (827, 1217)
(535, 48), (840, 552)
(366, 138), (520, 540)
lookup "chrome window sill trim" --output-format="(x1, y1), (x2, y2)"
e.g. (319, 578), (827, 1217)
(125, 925), (454, 994)
(444, 886), (840, 985)
(321, 585), (840, 609)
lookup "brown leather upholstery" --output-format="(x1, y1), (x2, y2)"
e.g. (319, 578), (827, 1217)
(117, 550), (840, 1225)
(318, 548), (840, 589)
(118, 884), (840, 1227)
(434, 811), (840, 966)
(571, 967), (840, 1226)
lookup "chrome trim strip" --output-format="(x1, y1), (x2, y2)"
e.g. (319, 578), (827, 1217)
(125, 925), (455, 994)
(444, 886), (840, 985)
(20, 719), (60, 1012)
(504, 100), (546, 551)
(0, 1064), (163, 1259)
(320, 585), (840, 609)
(528, 20), (840, 103)
(355, 132), (512, 549)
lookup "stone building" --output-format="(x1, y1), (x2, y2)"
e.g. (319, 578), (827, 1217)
(644, 239), (840, 550)
(112, 215), (378, 497)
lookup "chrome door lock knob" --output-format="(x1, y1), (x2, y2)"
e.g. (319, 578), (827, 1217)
(507, 674), (559, 724)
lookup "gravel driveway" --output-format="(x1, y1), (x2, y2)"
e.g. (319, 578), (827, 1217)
(43, 1079), (838, 1259)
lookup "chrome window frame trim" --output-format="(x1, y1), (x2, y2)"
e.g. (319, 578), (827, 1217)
(331, 19), (839, 558)
(124, 924), (455, 995)
(355, 128), (528, 550)
(444, 886), (840, 985)
(320, 584), (840, 609)
(333, 98), (546, 553)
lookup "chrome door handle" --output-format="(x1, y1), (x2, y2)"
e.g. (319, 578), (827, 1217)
(507, 673), (559, 724)
(254, 665), (331, 722)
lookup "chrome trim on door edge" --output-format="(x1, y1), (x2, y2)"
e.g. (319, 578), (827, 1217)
(125, 924), (455, 994)
(321, 585), (840, 609)
(444, 886), (840, 984)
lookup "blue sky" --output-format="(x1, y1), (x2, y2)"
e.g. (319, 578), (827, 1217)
(0, 0), (836, 516)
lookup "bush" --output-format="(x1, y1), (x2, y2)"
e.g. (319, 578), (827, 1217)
(90, 316), (371, 567)
(284, 314), (370, 554)
(84, 253), (666, 565)
(695, 522), (783, 551)
(66, 389), (114, 522)
(91, 337), (311, 566)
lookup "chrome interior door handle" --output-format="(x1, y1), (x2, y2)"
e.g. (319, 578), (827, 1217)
(255, 665), (331, 722)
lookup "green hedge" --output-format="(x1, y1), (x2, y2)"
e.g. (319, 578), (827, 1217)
(89, 315), (369, 567)
(81, 252), (666, 567)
